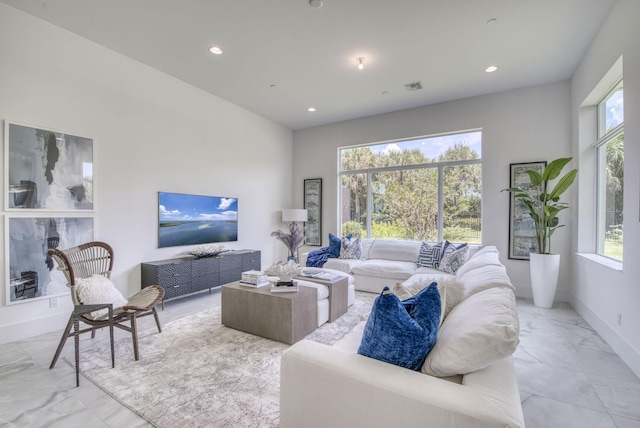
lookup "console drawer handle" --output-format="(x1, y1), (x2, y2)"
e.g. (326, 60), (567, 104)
(173, 285), (180, 288)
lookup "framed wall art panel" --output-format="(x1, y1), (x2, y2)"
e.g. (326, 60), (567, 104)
(5, 121), (94, 211)
(508, 161), (546, 260)
(5, 215), (94, 304)
(303, 178), (322, 246)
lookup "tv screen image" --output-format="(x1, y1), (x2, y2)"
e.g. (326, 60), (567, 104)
(158, 192), (238, 248)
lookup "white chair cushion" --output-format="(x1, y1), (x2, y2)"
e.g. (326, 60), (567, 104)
(421, 287), (519, 377)
(75, 274), (128, 320)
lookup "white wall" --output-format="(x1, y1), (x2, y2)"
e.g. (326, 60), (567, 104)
(571, 0), (640, 376)
(292, 80), (573, 301)
(0, 4), (292, 344)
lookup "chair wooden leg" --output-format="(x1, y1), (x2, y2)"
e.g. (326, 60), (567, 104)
(153, 307), (162, 333)
(91, 328), (96, 339)
(50, 314), (74, 369)
(130, 314), (140, 361)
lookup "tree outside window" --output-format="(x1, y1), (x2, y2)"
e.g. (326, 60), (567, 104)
(339, 131), (482, 243)
(596, 80), (624, 261)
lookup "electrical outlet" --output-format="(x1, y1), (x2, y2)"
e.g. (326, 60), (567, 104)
(617, 313), (622, 326)
(50, 296), (57, 308)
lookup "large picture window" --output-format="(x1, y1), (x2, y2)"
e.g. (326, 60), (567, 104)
(595, 80), (624, 261)
(339, 131), (482, 243)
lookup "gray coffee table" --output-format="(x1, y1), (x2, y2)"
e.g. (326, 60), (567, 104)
(221, 282), (318, 345)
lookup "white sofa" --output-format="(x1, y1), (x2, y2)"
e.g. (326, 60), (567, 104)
(306, 238), (473, 293)
(281, 246), (524, 428)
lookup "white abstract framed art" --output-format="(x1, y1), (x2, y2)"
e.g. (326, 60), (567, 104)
(5, 215), (94, 304)
(4, 121), (94, 211)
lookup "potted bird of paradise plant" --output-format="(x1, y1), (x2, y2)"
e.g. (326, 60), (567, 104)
(502, 157), (577, 308)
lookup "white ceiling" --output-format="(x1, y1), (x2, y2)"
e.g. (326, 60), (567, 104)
(1, 0), (616, 130)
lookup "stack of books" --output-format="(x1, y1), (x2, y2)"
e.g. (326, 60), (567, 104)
(271, 280), (299, 293)
(299, 270), (322, 278)
(240, 270), (269, 287)
(299, 270), (343, 282)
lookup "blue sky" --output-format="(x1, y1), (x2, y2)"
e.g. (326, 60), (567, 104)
(159, 192), (237, 222)
(605, 89), (623, 131)
(368, 131), (482, 160)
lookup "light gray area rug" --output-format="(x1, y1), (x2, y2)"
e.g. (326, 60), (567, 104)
(75, 292), (376, 428)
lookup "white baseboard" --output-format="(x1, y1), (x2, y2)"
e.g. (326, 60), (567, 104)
(0, 312), (69, 346)
(571, 295), (640, 378)
(513, 283), (571, 303)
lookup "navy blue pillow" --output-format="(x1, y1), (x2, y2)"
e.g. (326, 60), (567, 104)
(306, 246), (331, 267)
(328, 233), (351, 258)
(357, 284), (441, 370)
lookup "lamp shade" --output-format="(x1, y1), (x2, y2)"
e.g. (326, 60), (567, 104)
(282, 209), (308, 222)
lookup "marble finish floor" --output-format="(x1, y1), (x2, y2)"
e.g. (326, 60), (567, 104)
(1, 292), (639, 428)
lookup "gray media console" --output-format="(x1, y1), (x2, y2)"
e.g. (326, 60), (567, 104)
(141, 250), (261, 307)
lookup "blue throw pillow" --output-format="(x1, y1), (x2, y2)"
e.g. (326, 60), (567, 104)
(439, 242), (469, 274)
(306, 246), (331, 267)
(357, 284), (441, 371)
(417, 241), (447, 268)
(328, 233), (350, 258)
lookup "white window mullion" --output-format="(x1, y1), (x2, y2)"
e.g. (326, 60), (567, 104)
(437, 166), (444, 241)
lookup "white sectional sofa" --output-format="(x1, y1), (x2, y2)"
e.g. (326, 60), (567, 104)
(305, 238), (474, 293)
(281, 246), (524, 428)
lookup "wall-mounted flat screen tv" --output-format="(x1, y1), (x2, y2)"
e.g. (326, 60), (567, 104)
(158, 192), (238, 248)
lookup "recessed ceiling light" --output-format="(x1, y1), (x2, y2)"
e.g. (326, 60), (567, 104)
(307, 107), (316, 112)
(309, 0), (323, 8)
(208, 46), (223, 55)
(357, 57), (365, 70)
(485, 65), (498, 73)
(487, 18), (497, 25)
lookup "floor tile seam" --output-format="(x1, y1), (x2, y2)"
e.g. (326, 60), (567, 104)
(518, 388), (610, 414)
(585, 373), (640, 422)
(515, 352), (592, 377)
(584, 368), (640, 386)
(607, 411), (640, 423)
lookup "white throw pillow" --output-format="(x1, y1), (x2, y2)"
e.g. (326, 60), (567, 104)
(398, 276), (463, 320)
(421, 287), (520, 377)
(75, 274), (128, 320)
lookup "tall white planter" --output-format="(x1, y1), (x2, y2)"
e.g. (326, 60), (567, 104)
(529, 253), (560, 308)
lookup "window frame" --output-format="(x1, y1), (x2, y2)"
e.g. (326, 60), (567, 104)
(338, 131), (482, 242)
(594, 79), (623, 260)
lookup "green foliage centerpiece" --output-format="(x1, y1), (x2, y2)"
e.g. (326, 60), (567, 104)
(502, 157), (577, 255)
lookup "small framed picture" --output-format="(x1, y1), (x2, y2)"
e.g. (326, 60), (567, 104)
(303, 178), (322, 246)
(508, 161), (546, 260)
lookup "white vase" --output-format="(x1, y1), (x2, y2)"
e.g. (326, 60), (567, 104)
(529, 253), (560, 308)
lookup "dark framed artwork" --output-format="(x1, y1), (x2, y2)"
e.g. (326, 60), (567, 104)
(6, 216), (94, 304)
(5, 121), (94, 211)
(508, 161), (546, 260)
(303, 178), (322, 246)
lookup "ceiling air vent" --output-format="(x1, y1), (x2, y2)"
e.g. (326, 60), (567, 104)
(404, 81), (423, 91)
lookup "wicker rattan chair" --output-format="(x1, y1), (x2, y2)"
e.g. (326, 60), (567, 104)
(49, 241), (165, 367)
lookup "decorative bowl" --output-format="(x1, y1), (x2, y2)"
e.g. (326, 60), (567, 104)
(190, 244), (227, 258)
